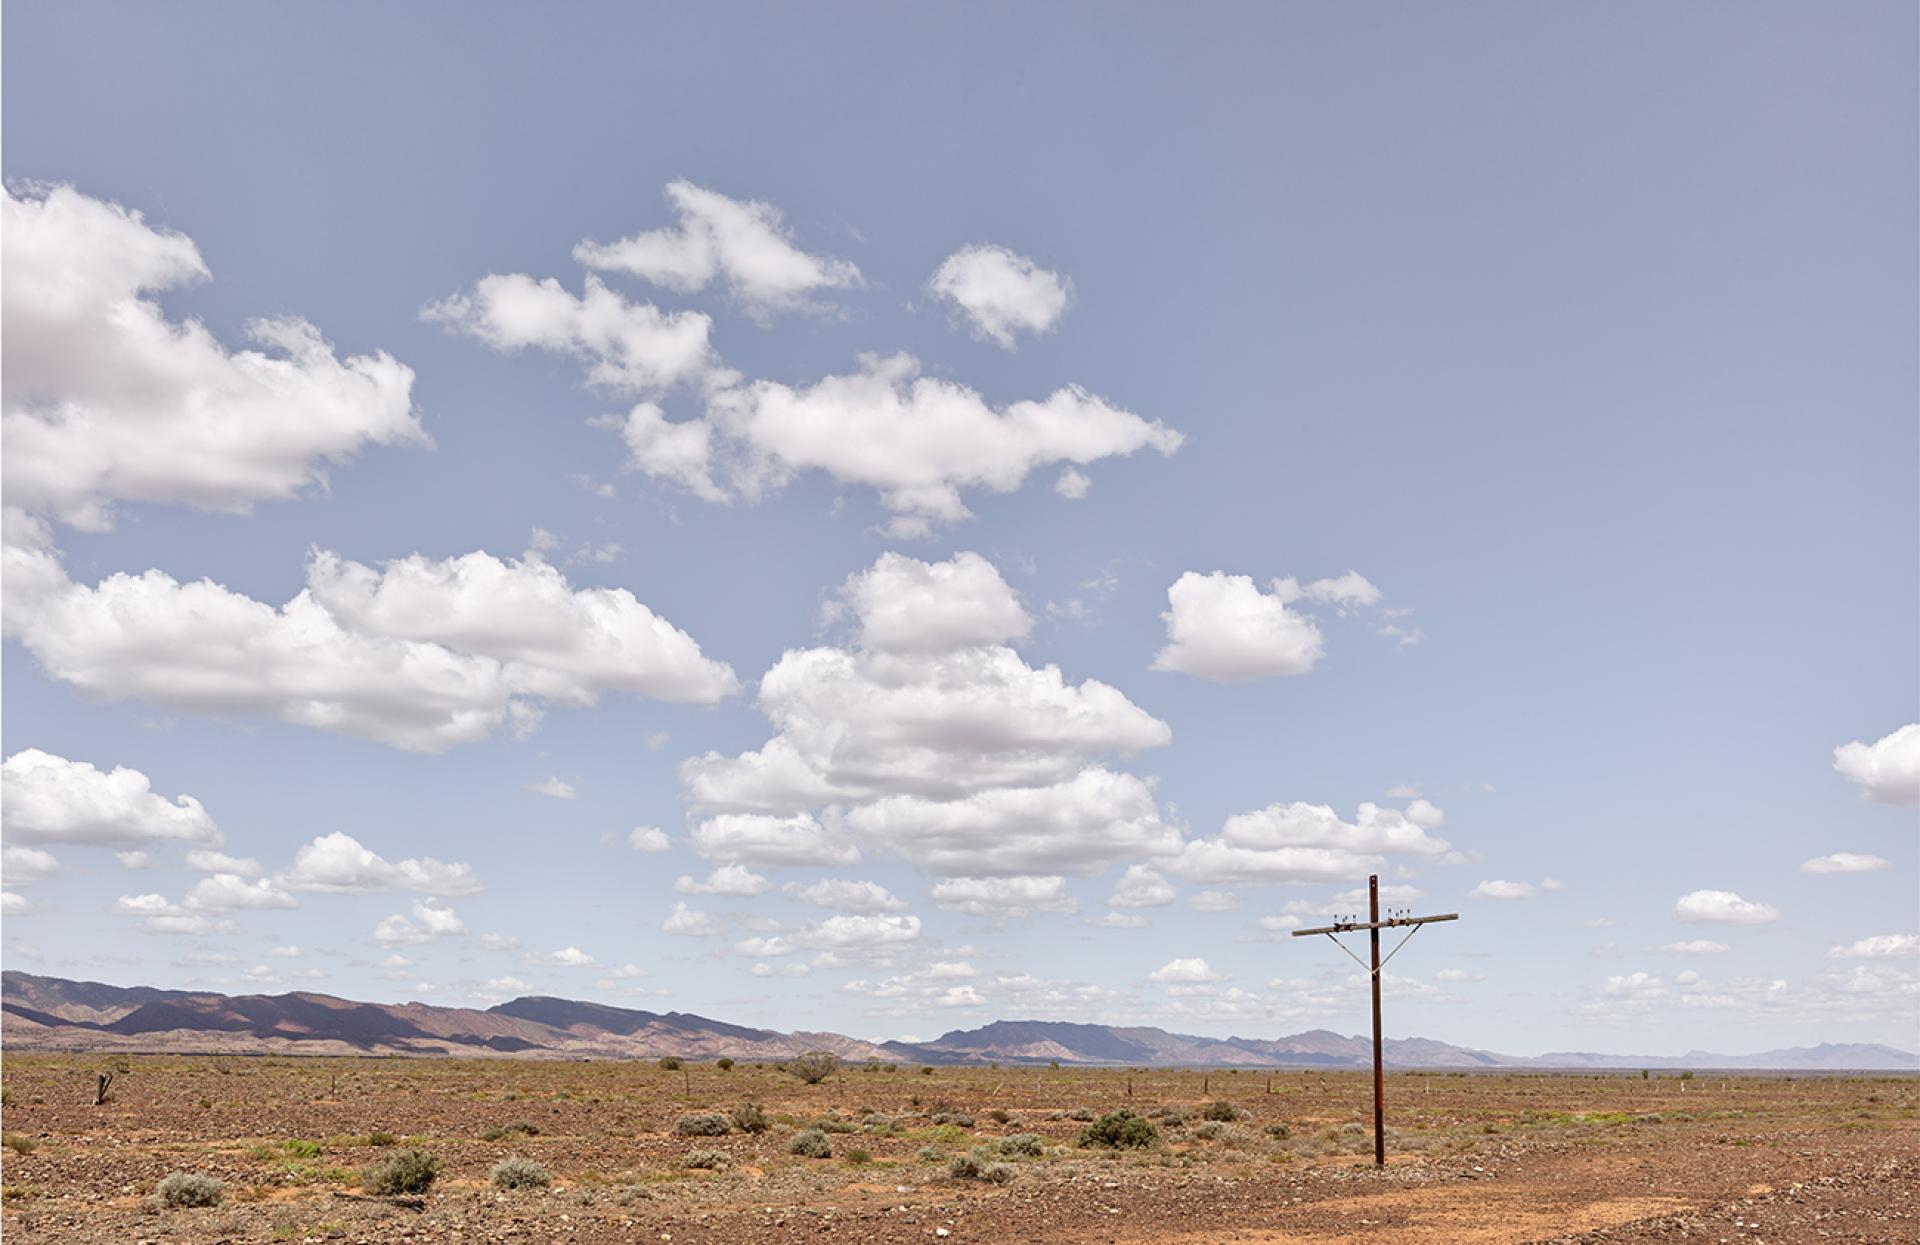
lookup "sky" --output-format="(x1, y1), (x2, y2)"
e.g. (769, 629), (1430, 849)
(2, 2), (1915, 1057)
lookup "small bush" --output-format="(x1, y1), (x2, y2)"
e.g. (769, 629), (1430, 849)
(844, 1148), (872, 1166)
(490, 1157), (551, 1190)
(683, 1149), (730, 1170)
(931, 1111), (974, 1128)
(984, 1108), (1011, 1124)
(715, 1058), (734, 1072)
(1078, 1110), (1159, 1150)
(982, 1162), (1015, 1184)
(1065, 1106), (1095, 1121)
(674, 1113), (731, 1137)
(482, 1120), (541, 1142)
(917, 1145), (944, 1161)
(812, 1115), (856, 1133)
(788, 1128), (832, 1159)
(920, 1065), (934, 1076)
(1192, 1120), (1228, 1141)
(2, 1135), (35, 1156)
(157, 1172), (223, 1207)
(1264, 1123), (1291, 1140)
(731, 1103), (770, 1134)
(948, 1152), (983, 1180)
(363, 1148), (440, 1195)
(657, 1056), (684, 1071)
(281, 1139), (322, 1159)
(365, 1131), (399, 1147)
(786, 1051), (840, 1085)
(1201, 1101), (1238, 1122)
(995, 1133), (1045, 1158)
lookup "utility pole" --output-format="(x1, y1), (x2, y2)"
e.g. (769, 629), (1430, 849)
(1293, 875), (1458, 1167)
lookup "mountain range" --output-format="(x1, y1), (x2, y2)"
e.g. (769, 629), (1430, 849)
(4, 972), (1913, 1071)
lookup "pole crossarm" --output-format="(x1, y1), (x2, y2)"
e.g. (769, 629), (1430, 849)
(1291, 913), (1457, 937)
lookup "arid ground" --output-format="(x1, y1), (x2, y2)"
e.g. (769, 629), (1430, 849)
(1, 1055), (1914, 1243)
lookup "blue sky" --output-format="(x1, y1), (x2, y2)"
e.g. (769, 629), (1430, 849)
(2, 2), (1914, 1055)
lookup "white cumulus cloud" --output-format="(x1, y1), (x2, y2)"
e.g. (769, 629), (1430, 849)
(1833, 725), (1920, 807)
(928, 244), (1072, 349)
(1674, 889), (1781, 925)
(3, 185), (422, 532)
(1, 749), (220, 847)
(929, 875), (1077, 917)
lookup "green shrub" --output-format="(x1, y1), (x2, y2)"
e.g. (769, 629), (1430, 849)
(731, 1103), (770, 1134)
(982, 1162), (1015, 1184)
(931, 1111), (974, 1128)
(683, 1149), (730, 1170)
(2, 1135), (34, 1156)
(995, 1133), (1045, 1158)
(948, 1152), (983, 1179)
(1192, 1120), (1228, 1141)
(812, 1115), (857, 1133)
(917, 1145), (944, 1161)
(365, 1131), (399, 1147)
(1077, 1110), (1159, 1150)
(788, 1128), (832, 1159)
(156, 1172), (223, 1207)
(1201, 1101), (1238, 1122)
(281, 1139), (322, 1159)
(1066, 1106), (1095, 1121)
(674, 1113), (731, 1137)
(657, 1056), (684, 1071)
(844, 1148), (872, 1165)
(985, 1108), (1010, 1124)
(489, 1157), (551, 1190)
(481, 1120), (540, 1142)
(1264, 1123), (1291, 1140)
(786, 1052), (839, 1085)
(715, 1058), (734, 1072)
(363, 1148), (440, 1195)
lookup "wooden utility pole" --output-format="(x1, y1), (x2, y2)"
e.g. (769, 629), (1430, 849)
(1293, 875), (1458, 1167)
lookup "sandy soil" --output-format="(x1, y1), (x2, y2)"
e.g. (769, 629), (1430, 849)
(2, 1055), (1913, 1242)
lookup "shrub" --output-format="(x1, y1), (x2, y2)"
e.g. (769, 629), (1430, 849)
(983, 1162), (1015, 1184)
(917, 1144), (944, 1161)
(1201, 1101), (1238, 1122)
(1191, 1120), (1228, 1141)
(281, 1139), (322, 1159)
(1065, 1106), (1095, 1121)
(683, 1149), (730, 1170)
(844, 1148), (872, 1165)
(363, 1148), (440, 1195)
(365, 1131), (399, 1147)
(812, 1115), (856, 1134)
(788, 1128), (832, 1159)
(1264, 1123), (1291, 1140)
(715, 1058), (734, 1072)
(157, 1172), (224, 1207)
(786, 1052), (840, 1085)
(985, 1108), (1010, 1124)
(919, 1066), (934, 1076)
(2, 1135), (34, 1156)
(948, 1152), (983, 1180)
(490, 1157), (551, 1190)
(1077, 1110), (1159, 1150)
(482, 1121), (540, 1142)
(731, 1103), (770, 1134)
(674, 1113), (731, 1137)
(657, 1057), (683, 1071)
(995, 1133), (1045, 1158)
(931, 1111), (974, 1128)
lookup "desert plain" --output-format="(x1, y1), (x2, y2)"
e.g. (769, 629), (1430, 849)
(0, 1054), (1914, 1244)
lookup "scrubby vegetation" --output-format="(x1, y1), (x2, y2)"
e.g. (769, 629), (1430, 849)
(683, 1149), (731, 1170)
(994, 1132), (1046, 1157)
(731, 1102), (771, 1134)
(786, 1051), (840, 1085)
(490, 1157), (551, 1190)
(362, 1148), (440, 1195)
(788, 1127), (832, 1158)
(1078, 1109), (1159, 1150)
(156, 1172), (223, 1207)
(673, 1112), (732, 1136)
(1201, 1100), (1239, 1122)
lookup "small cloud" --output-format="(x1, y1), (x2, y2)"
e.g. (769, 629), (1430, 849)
(527, 776), (577, 800)
(628, 826), (671, 853)
(1674, 890), (1781, 925)
(1660, 939), (1730, 955)
(1149, 957), (1226, 984)
(1800, 853), (1891, 874)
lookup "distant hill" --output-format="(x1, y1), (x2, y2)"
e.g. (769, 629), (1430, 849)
(5, 972), (1914, 1070)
